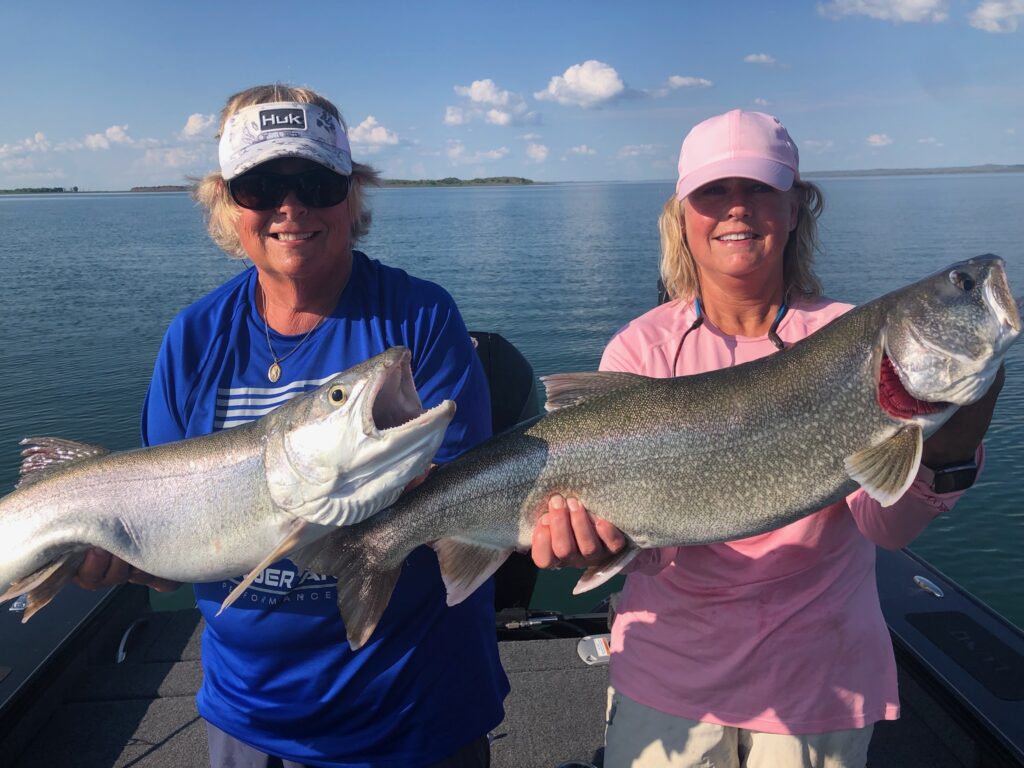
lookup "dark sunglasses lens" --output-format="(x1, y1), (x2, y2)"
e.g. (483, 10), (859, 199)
(230, 170), (349, 210)
(296, 170), (350, 208)
(229, 174), (283, 210)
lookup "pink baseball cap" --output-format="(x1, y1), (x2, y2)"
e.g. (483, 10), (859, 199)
(674, 109), (799, 200)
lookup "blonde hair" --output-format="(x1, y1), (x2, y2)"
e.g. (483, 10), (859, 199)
(658, 180), (825, 303)
(194, 84), (380, 258)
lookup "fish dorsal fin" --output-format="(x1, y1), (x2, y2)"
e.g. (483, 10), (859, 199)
(844, 425), (923, 507)
(17, 437), (110, 489)
(541, 372), (645, 412)
(431, 538), (513, 606)
(573, 545), (640, 595)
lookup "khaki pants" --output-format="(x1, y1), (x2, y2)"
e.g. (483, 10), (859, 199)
(206, 722), (489, 768)
(604, 688), (873, 768)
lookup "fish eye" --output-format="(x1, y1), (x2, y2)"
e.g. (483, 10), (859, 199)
(948, 270), (976, 292)
(328, 385), (347, 405)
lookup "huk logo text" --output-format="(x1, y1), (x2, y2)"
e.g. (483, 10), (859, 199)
(259, 109), (306, 131)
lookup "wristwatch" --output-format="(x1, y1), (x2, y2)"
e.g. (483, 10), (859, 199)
(927, 460), (979, 494)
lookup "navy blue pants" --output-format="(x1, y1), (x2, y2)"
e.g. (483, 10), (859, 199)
(206, 723), (490, 768)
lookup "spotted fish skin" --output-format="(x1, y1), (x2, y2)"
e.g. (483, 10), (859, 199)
(295, 257), (1020, 650)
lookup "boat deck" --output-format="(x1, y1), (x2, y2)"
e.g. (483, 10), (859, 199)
(1, 600), (1002, 768)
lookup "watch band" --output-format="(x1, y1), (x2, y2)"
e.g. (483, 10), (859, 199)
(928, 461), (979, 494)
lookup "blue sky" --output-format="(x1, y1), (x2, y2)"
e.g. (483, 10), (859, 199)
(2, 0), (1022, 189)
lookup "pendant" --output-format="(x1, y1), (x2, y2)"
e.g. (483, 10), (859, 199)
(267, 362), (282, 383)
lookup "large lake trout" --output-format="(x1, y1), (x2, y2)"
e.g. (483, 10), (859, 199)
(0, 348), (455, 620)
(296, 257), (1021, 650)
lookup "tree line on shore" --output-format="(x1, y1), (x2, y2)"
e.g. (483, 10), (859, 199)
(0, 186), (78, 194)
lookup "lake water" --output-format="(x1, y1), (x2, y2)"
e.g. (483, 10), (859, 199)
(1, 175), (1023, 627)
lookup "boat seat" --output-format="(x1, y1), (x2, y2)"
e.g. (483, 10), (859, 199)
(469, 331), (541, 612)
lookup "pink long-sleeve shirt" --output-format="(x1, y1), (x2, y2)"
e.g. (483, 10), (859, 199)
(602, 296), (977, 735)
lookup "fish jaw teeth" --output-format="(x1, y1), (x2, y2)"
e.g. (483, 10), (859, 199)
(274, 232), (315, 241)
(717, 232), (755, 241)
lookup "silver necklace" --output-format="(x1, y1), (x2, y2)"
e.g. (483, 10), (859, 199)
(260, 284), (328, 383)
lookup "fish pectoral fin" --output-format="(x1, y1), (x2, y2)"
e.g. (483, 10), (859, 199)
(284, 527), (400, 651)
(337, 565), (403, 651)
(541, 372), (645, 412)
(217, 519), (308, 616)
(1, 551), (87, 621)
(573, 546), (640, 595)
(17, 437), (110, 489)
(431, 538), (513, 606)
(844, 425), (923, 507)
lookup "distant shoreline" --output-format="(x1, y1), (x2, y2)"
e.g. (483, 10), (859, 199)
(3, 165), (1022, 195)
(380, 176), (535, 187)
(804, 163), (1024, 179)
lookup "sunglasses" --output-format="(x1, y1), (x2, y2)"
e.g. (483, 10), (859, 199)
(228, 168), (351, 211)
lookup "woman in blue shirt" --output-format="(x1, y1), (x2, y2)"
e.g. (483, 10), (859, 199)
(74, 83), (508, 768)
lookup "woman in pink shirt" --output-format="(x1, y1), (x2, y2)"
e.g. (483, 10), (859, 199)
(531, 110), (1004, 768)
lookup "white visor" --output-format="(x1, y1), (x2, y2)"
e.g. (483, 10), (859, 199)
(218, 101), (353, 181)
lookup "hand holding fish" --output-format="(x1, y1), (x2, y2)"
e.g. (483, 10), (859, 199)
(922, 364), (1005, 467)
(73, 549), (180, 593)
(532, 494), (627, 569)
(531, 494), (626, 569)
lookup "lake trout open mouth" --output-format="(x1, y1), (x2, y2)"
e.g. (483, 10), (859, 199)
(0, 347), (456, 622)
(292, 256), (1020, 651)
(369, 347), (447, 435)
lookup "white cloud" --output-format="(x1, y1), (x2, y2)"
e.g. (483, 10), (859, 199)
(619, 144), (658, 158)
(521, 132), (543, 141)
(446, 140), (510, 164)
(534, 60), (625, 108)
(455, 79), (512, 106)
(818, 0), (949, 22)
(350, 116), (399, 153)
(26, 132), (50, 152)
(143, 146), (207, 168)
(753, 97), (771, 107)
(486, 109), (513, 126)
(650, 75), (714, 98)
(569, 145), (597, 155)
(867, 133), (894, 146)
(444, 106), (469, 126)
(0, 132), (51, 160)
(526, 143), (548, 162)
(84, 124), (135, 150)
(969, 0), (1024, 31)
(84, 134), (109, 150)
(446, 142), (466, 161)
(105, 125), (132, 144)
(667, 75), (713, 89)
(744, 53), (777, 65)
(803, 139), (835, 152)
(447, 79), (539, 126)
(180, 113), (216, 140)
(918, 136), (943, 146)
(1, 123), (202, 187)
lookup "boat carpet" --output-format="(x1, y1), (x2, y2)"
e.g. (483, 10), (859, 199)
(8, 608), (986, 768)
